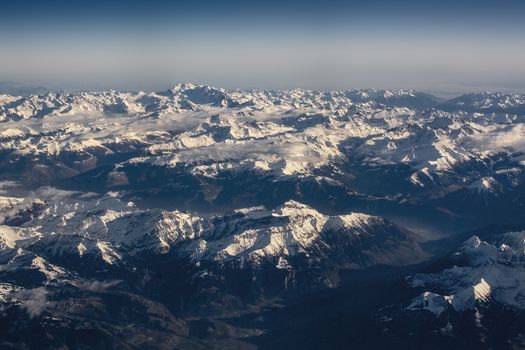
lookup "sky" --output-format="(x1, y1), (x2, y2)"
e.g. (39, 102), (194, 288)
(1, 0), (525, 96)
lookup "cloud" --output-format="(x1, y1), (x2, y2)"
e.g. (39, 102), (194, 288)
(34, 186), (98, 201)
(16, 287), (50, 318)
(468, 123), (525, 153)
(0, 181), (23, 196)
(75, 279), (121, 292)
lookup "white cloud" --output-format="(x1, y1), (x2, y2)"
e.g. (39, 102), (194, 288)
(17, 287), (50, 318)
(468, 123), (525, 153)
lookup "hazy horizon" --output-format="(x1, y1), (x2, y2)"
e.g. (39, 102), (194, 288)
(1, 80), (522, 101)
(1, 0), (525, 97)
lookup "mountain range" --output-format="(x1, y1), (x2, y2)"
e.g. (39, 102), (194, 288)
(1, 84), (525, 349)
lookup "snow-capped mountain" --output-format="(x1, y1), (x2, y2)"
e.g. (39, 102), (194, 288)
(407, 231), (525, 314)
(2, 84), (525, 348)
(0, 190), (427, 347)
(436, 91), (525, 114)
(0, 195), (424, 271)
(0, 86), (522, 185)
(1, 85), (524, 230)
(368, 227), (525, 349)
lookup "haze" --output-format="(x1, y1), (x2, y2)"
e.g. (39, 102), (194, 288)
(1, 0), (524, 97)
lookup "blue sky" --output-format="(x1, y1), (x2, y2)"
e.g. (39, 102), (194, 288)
(1, 0), (524, 95)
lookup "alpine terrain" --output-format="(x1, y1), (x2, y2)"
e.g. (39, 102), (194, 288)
(1, 84), (525, 348)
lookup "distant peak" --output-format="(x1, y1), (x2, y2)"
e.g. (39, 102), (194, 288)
(168, 83), (224, 93)
(169, 82), (197, 92)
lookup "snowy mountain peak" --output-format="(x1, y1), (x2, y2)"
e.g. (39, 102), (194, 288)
(169, 82), (198, 92)
(0, 194), (424, 271)
(407, 230), (525, 314)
